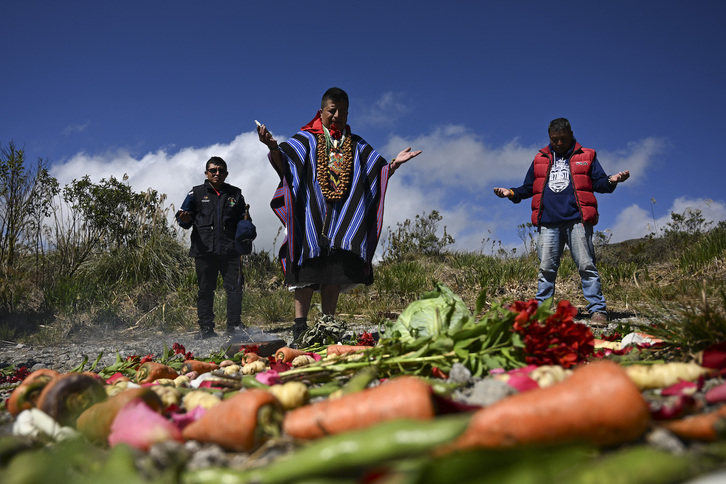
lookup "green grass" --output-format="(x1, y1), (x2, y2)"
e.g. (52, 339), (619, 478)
(2, 206), (725, 348)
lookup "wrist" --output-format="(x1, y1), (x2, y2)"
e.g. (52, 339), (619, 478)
(269, 144), (280, 152)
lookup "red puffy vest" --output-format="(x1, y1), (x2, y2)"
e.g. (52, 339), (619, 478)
(530, 143), (599, 226)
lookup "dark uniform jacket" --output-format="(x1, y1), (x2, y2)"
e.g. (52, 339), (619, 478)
(177, 180), (247, 257)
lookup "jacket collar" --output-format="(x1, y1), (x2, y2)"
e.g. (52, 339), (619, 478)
(541, 140), (583, 158)
(204, 179), (228, 193)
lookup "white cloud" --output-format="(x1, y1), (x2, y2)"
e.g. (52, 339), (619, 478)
(49, 126), (678, 257)
(50, 132), (285, 256)
(597, 137), (666, 185)
(382, 125), (536, 194)
(356, 91), (411, 128)
(609, 197), (726, 242)
(62, 122), (89, 136)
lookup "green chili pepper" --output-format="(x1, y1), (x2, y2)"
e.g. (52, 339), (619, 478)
(307, 380), (342, 398)
(341, 366), (378, 395)
(240, 374), (268, 389)
(183, 415), (470, 484)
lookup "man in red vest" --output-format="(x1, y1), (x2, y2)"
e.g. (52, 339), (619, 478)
(494, 118), (630, 325)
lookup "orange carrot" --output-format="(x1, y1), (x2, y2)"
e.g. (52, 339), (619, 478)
(275, 347), (306, 363)
(6, 369), (60, 417)
(451, 360), (650, 450)
(36, 372), (108, 427)
(659, 405), (726, 441)
(136, 362), (179, 384)
(326, 344), (373, 356)
(243, 353), (264, 365)
(182, 389), (283, 451)
(181, 360), (219, 375)
(76, 388), (164, 444)
(283, 376), (434, 440)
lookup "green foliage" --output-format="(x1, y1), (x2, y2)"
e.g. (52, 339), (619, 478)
(2, 157), (725, 355)
(516, 222), (536, 255)
(374, 260), (430, 300)
(664, 206), (712, 237)
(644, 288), (726, 351)
(62, 174), (173, 250)
(678, 221), (726, 273)
(382, 210), (455, 261)
(599, 261), (639, 285)
(0, 142), (59, 311)
(0, 142), (59, 267)
(247, 288), (294, 323)
(464, 253), (538, 296)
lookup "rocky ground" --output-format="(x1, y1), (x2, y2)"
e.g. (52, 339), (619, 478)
(0, 312), (631, 375)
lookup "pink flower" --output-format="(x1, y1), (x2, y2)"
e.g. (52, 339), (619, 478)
(255, 370), (280, 386)
(109, 400), (183, 450)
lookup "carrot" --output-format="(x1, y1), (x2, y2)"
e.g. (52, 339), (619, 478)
(659, 405), (726, 441)
(182, 388), (283, 451)
(6, 369), (60, 417)
(243, 353), (264, 365)
(326, 344), (373, 356)
(283, 376), (434, 440)
(275, 347), (306, 363)
(36, 372), (108, 427)
(181, 359), (219, 375)
(136, 362), (179, 385)
(451, 360), (651, 450)
(76, 387), (164, 444)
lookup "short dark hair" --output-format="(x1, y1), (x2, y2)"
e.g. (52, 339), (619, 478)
(206, 156), (227, 171)
(321, 87), (349, 109)
(548, 118), (572, 134)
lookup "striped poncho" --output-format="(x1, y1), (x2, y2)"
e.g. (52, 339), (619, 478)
(270, 130), (391, 279)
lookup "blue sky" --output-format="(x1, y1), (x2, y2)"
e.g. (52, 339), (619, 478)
(3, 1), (725, 255)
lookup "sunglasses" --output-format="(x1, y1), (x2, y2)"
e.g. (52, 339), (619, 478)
(207, 168), (228, 175)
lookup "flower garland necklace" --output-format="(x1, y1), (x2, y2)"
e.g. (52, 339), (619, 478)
(316, 126), (353, 202)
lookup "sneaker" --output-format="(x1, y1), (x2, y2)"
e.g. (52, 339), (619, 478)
(590, 312), (608, 326)
(195, 327), (218, 340)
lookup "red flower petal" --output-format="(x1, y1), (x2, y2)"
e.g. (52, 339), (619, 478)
(702, 342), (726, 369)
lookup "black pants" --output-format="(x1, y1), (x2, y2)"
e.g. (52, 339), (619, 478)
(195, 255), (244, 330)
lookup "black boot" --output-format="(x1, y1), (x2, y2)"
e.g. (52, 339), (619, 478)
(290, 318), (308, 348)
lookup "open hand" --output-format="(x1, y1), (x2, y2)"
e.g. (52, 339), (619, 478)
(609, 170), (630, 184)
(390, 147), (422, 171)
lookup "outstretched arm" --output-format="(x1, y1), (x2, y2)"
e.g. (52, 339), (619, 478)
(257, 124), (285, 175)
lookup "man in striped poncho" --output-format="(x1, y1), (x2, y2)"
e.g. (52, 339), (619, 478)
(257, 87), (421, 344)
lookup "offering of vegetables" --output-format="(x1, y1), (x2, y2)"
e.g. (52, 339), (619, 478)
(283, 376), (435, 440)
(451, 360), (651, 449)
(7, 369), (60, 417)
(181, 360), (219, 375)
(76, 388), (164, 444)
(35, 372), (108, 428)
(135, 362), (179, 385)
(182, 389), (283, 451)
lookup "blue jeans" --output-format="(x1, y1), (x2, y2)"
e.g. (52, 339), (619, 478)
(535, 222), (606, 313)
